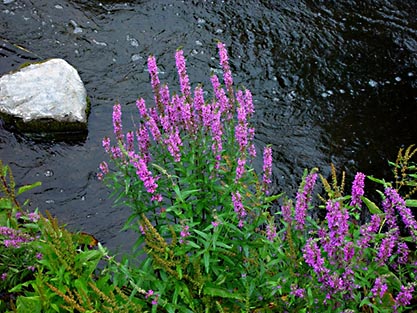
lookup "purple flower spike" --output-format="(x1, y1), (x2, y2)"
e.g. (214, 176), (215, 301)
(394, 284), (414, 312)
(175, 49), (191, 99)
(290, 285), (305, 299)
(244, 89), (254, 117)
(193, 86), (205, 123)
(98, 161), (109, 180)
(147, 55), (160, 93)
(371, 277), (388, 300)
(136, 125), (150, 163)
(350, 172), (365, 207)
(136, 98), (148, 119)
(376, 231), (397, 265)
(146, 114), (162, 143)
(211, 75), (230, 118)
(217, 42), (233, 93)
(385, 187), (417, 241)
(0, 226), (34, 248)
(325, 200), (349, 248)
(232, 191), (246, 227)
(164, 128), (182, 162)
(126, 131), (135, 152)
(112, 103), (123, 141)
(129, 152), (158, 194)
(102, 137), (111, 153)
(281, 200), (293, 224)
(235, 157), (246, 181)
(211, 110), (223, 166)
(262, 146), (273, 190)
(266, 224), (277, 242)
(357, 214), (381, 251)
(294, 172), (317, 230)
(303, 238), (328, 275)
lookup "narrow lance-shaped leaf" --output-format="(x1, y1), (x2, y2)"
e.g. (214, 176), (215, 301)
(17, 181), (42, 196)
(362, 196), (383, 215)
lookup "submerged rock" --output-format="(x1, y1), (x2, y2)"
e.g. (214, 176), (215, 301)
(0, 58), (89, 137)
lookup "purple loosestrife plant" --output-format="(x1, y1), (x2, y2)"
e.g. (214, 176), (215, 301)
(273, 167), (417, 312)
(100, 43), (281, 312)
(100, 44), (417, 312)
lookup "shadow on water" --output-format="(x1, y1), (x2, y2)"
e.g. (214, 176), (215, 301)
(0, 0), (416, 254)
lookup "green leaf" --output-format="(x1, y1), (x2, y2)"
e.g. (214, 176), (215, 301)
(193, 229), (208, 240)
(359, 296), (374, 309)
(17, 181), (42, 196)
(9, 280), (33, 292)
(388, 161), (398, 168)
(203, 285), (244, 300)
(214, 241), (232, 250)
(186, 241), (201, 249)
(203, 251), (210, 274)
(406, 199), (417, 207)
(75, 278), (88, 296)
(264, 192), (284, 203)
(401, 236), (415, 243)
(0, 211), (8, 225)
(16, 296), (42, 313)
(77, 249), (103, 263)
(0, 198), (13, 209)
(176, 264), (183, 279)
(181, 189), (200, 198)
(362, 196), (383, 215)
(173, 184), (184, 203)
(51, 303), (60, 312)
(367, 175), (388, 186)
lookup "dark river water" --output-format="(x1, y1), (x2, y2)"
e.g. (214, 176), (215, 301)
(1, 0), (416, 253)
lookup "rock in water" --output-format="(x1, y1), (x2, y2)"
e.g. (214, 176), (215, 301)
(0, 58), (89, 137)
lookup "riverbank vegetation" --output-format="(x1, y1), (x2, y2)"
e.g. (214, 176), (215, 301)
(1, 43), (417, 312)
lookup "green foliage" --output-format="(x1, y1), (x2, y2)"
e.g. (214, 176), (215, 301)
(0, 160), (43, 311)
(0, 161), (146, 312)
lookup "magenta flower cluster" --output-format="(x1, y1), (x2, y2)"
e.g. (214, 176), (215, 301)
(394, 284), (414, 312)
(370, 277), (388, 301)
(179, 224), (190, 244)
(0, 226), (34, 248)
(100, 43), (272, 230)
(384, 187), (417, 241)
(145, 289), (159, 305)
(296, 170), (417, 309)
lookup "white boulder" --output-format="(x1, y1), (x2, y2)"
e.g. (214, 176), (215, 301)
(0, 58), (88, 133)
